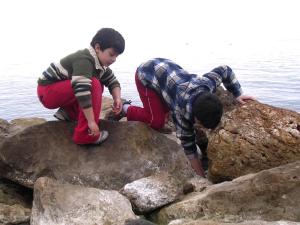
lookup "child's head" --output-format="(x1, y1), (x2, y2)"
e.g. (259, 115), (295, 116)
(91, 28), (125, 54)
(192, 92), (223, 129)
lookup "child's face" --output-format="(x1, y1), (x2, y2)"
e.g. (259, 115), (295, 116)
(194, 117), (205, 129)
(95, 45), (119, 67)
(194, 117), (209, 130)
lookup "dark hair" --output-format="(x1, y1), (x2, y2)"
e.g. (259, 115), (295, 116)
(192, 92), (223, 129)
(90, 28), (125, 54)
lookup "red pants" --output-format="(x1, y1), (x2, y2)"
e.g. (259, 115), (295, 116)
(126, 74), (169, 130)
(37, 78), (103, 144)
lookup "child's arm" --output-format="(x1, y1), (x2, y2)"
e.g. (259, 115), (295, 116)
(82, 107), (100, 136)
(203, 65), (255, 103)
(111, 86), (122, 114)
(203, 65), (242, 97)
(236, 95), (256, 104)
(189, 158), (205, 177)
(173, 114), (206, 177)
(100, 68), (122, 114)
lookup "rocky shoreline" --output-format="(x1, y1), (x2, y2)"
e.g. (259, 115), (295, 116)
(0, 90), (299, 225)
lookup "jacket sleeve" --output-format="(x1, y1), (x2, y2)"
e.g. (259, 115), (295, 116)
(174, 114), (198, 160)
(202, 65), (242, 97)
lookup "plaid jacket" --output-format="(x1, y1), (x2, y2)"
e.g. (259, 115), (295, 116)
(137, 58), (242, 159)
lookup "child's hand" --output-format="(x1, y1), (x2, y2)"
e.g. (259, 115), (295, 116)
(88, 121), (100, 136)
(236, 95), (256, 104)
(112, 98), (122, 115)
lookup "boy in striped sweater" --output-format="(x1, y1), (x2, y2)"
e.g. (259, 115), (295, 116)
(37, 28), (125, 145)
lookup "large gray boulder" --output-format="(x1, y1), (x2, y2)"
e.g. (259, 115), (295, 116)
(31, 177), (137, 225)
(153, 161), (300, 224)
(0, 119), (194, 190)
(167, 219), (300, 225)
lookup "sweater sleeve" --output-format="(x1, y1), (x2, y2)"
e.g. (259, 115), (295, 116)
(202, 65), (242, 97)
(100, 67), (121, 93)
(71, 59), (94, 109)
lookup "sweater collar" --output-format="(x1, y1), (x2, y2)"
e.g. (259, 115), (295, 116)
(88, 46), (106, 71)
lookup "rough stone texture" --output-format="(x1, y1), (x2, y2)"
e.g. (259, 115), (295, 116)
(208, 100), (300, 182)
(153, 161), (300, 225)
(31, 177), (137, 225)
(168, 219), (300, 225)
(0, 119), (194, 190)
(124, 218), (158, 225)
(121, 172), (183, 214)
(182, 177), (212, 194)
(0, 204), (30, 225)
(100, 96), (114, 119)
(0, 119), (10, 147)
(214, 87), (238, 113)
(0, 178), (32, 225)
(0, 118), (46, 148)
(9, 118), (47, 133)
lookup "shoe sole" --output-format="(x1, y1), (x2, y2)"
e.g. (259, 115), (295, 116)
(94, 130), (109, 145)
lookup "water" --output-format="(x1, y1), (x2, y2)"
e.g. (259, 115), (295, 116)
(0, 39), (299, 121)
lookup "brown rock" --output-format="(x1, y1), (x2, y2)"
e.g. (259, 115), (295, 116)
(208, 101), (300, 182)
(100, 96), (114, 119)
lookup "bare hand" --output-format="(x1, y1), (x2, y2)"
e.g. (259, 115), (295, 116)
(88, 121), (100, 136)
(236, 95), (256, 105)
(112, 98), (122, 115)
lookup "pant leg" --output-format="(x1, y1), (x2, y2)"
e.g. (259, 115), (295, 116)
(126, 73), (169, 130)
(73, 78), (103, 144)
(37, 78), (103, 144)
(37, 80), (79, 121)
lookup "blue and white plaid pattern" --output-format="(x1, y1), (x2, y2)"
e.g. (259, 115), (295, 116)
(137, 58), (242, 158)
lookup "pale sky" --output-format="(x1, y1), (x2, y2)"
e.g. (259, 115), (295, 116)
(0, 0), (299, 67)
(0, 0), (300, 118)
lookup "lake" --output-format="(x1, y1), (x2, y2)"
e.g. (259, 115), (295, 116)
(0, 39), (299, 121)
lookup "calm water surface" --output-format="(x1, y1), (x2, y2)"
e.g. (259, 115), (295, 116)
(0, 39), (299, 121)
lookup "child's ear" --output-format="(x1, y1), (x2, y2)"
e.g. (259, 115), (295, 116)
(95, 43), (101, 52)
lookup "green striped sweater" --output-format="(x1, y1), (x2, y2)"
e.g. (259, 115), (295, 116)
(38, 46), (120, 108)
